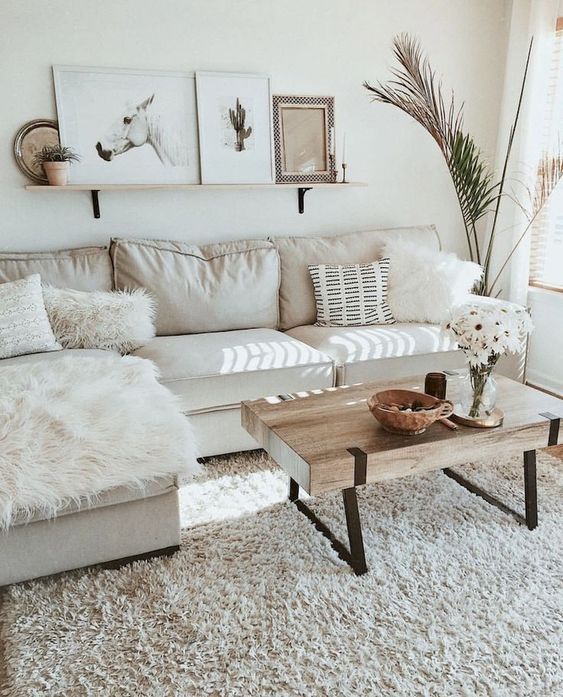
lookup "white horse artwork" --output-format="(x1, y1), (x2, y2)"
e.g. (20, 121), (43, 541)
(96, 94), (189, 166)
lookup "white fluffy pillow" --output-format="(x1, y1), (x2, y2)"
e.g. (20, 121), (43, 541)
(43, 287), (156, 353)
(383, 240), (482, 323)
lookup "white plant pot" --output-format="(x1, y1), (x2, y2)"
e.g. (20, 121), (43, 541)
(43, 161), (69, 186)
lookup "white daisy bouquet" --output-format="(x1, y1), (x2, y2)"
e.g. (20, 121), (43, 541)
(444, 303), (533, 418)
(445, 303), (533, 368)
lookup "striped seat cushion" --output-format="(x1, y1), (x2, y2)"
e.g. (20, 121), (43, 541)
(308, 259), (395, 327)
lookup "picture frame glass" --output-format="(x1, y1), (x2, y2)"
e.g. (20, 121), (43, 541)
(281, 106), (327, 174)
(53, 66), (200, 184)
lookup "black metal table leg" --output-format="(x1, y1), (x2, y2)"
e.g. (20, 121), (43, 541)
(523, 449), (538, 530)
(342, 487), (367, 575)
(288, 447), (368, 575)
(443, 467), (524, 524)
(540, 412), (561, 446)
(444, 411), (560, 530)
(289, 477), (299, 502)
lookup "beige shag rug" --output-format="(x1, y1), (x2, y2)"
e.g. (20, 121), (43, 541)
(1, 449), (562, 696)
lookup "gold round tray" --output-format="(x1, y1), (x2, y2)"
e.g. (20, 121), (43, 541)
(451, 408), (504, 429)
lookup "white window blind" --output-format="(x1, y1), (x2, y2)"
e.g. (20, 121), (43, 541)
(529, 18), (563, 291)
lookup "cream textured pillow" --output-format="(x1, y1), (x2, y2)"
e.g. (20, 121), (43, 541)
(0, 275), (61, 359)
(308, 259), (395, 327)
(383, 240), (483, 323)
(42, 287), (156, 354)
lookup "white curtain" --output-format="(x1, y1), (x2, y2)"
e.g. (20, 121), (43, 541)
(488, 0), (559, 305)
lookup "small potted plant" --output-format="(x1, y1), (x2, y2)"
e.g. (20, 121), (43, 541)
(33, 144), (80, 186)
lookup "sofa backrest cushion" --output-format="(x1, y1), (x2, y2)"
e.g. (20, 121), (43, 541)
(110, 237), (280, 335)
(270, 225), (441, 330)
(0, 247), (113, 291)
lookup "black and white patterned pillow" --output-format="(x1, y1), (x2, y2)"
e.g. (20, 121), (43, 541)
(308, 258), (395, 327)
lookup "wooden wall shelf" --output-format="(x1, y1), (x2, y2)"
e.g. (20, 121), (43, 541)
(25, 182), (368, 218)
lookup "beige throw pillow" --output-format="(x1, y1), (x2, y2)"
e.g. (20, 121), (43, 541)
(0, 246), (113, 291)
(111, 237), (280, 335)
(0, 275), (61, 359)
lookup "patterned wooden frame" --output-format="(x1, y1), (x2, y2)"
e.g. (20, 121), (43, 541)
(272, 95), (335, 184)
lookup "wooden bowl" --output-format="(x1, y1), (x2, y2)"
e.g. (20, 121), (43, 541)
(367, 389), (454, 436)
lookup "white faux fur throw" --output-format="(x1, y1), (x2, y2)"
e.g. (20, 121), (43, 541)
(42, 286), (156, 354)
(0, 353), (200, 528)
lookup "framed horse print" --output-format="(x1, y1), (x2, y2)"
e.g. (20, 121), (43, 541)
(196, 72), (274, 184)
(52, 66), (200, 184)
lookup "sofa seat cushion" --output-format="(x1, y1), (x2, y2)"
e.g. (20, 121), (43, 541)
(0, 347), (113, 368)
(133, 328), (335, 413)
(286, 324), (461, 385)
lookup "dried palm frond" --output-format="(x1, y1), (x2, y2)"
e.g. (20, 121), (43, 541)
(364, 34), (498, 264)
(365, 34), (545, 298)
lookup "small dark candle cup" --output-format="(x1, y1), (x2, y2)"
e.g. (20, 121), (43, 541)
(425, 372), (447, 400)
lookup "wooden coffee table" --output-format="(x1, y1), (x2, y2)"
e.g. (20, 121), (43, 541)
(242, 375), (561, 575)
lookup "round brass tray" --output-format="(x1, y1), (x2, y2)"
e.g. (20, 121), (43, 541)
(451, 408), (504, 429)
(13, 119), (59, 184)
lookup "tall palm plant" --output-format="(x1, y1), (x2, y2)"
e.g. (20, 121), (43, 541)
(364, 33), (563, 296)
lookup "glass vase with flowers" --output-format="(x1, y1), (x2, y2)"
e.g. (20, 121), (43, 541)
(444, 303), (533, 421)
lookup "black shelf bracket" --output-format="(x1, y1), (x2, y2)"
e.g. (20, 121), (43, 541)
(91, 187), (313, 217)
(91, 190), (101, 219)
(297, 187), (312, 214)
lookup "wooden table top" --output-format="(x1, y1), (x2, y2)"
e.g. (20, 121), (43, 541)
(241, 375), (562, 495)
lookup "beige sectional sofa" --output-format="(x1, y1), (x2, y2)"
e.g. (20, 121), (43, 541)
(0, 224), (467, 583)
(0, 224), (464, 458)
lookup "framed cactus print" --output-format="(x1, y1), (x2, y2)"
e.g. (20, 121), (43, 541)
(272, 95), (335, 184)
(195, 72), (274, 184)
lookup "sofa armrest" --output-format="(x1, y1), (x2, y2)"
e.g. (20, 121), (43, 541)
(463, 294), (526, 311)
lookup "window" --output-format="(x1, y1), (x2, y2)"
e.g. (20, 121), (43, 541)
(529, 18), (563, 291)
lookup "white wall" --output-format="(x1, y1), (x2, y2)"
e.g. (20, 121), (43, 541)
(0, 0), (510, 253)
(527, 288), (563, 395)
